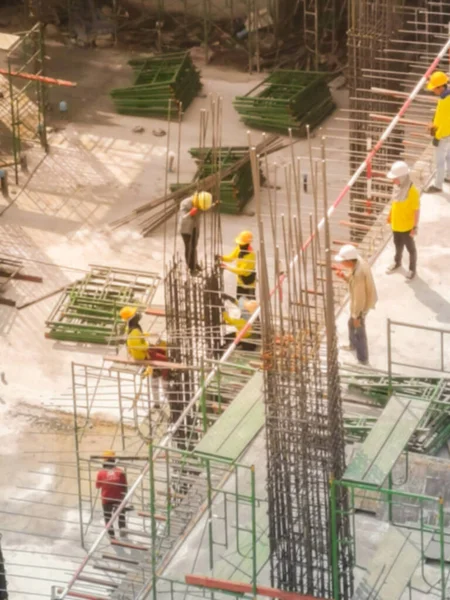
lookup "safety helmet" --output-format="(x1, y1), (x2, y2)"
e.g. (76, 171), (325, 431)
(235, 230), (253, 246)
(194, 191), (213, 211)
(119, 306), (137, 321)
(386, 160), (410, 180)
(102, 450), (116, 458)
(243, 300), (259, 314)
(334, 244), (359, 262)
(426, 71), (449, 90)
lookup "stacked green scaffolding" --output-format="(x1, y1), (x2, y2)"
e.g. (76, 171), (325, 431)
(110, 52), (202, 118)
(171, 146), (263, 214)
(45, 266), (160, 345)
(233, 70), (336, 136)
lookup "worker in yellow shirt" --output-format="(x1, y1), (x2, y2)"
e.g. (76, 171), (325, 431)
(119, 306), (169, 408)
(220, 230), (256, 299)
(425, 71), (450, 193)
(221, 297), (259, 351)
(386, 161), (420, 280)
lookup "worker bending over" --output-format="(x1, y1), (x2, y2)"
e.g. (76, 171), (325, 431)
(426, 71), (450, 193)
(222, 296), (259, 351)
(335, 245), (377, 366)
(120, 306), (169, 408)
(178, 191), (212, 275)
(220, 230), (256, 299)
(96, 450), (128, 539)
(386, 161), (420, 280)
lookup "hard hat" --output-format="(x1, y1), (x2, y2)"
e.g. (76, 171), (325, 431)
(194, 191), (212, 211)
(102, 450), (116, 458)
(334, 244), (359, 262)
(235, 230), (253, 245)
(243, 300), (259, 314)
(386, 161), (410, 180)
(119, 306), (137, 321)
(426, 71), (449, 90)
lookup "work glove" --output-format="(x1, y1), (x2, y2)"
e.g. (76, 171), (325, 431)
(432, 138), (440, 147)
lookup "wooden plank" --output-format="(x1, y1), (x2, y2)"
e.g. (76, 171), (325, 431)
(186, 575), (328, 600)
(77, 575), (118, 588)
(101, 553), (139, 565)
(144, 307), (165, 316)
(352, 526), (432, 600)
(195, 371), (264, 460)
(137, 511), (167, 521)
(111, 539), (149, 551)
(344, 395), (428, 486)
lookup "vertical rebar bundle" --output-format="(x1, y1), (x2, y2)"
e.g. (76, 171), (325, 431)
(255, 150), (352, 598)
(164, 260), (222, 450)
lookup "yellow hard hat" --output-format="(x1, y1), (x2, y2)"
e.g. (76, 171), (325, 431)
(244, 300), (258, 314)
(194, 191), (212, 211)
(120, 306), (137, 321)
(236, 230), (253, 245)
(102, 450), (116, 458)
(427, 71), (449, 90)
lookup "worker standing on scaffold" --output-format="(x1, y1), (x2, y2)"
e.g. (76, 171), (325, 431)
(96, 450), (128, 540)
(425, 71), (450, 193)
(119, 306), (169, 409)
(178, 191), (213, 275)
(219, 230), (257, 299)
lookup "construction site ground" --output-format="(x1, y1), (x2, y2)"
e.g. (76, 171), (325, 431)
(0, 36), (449, 599)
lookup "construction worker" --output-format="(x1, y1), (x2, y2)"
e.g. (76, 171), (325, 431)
(386, 161), (420, 280)
(119, 306), (169, 408)
(425, 71), (450, 193)
(220, 231), (256, 299)
(96, 450), (128, 539)
(178, 191), (213, 275)
(222, 296), (259, 351)
(334, 245), (378, 366)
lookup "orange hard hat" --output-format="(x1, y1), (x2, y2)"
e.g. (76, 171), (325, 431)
(119, 306), (137, 321)
(235, 230), (253, 245)
(102, 450), (116, 458)
(427, 71), (449, 90)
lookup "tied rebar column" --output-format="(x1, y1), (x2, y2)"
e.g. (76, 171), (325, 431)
(164, 259), (222, 451)
(256, 152), (353, 598)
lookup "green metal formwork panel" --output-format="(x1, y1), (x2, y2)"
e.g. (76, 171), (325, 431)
(195, 371), (264, 462)
(344, 394), (429, 486)
(352, 526), (432, 600)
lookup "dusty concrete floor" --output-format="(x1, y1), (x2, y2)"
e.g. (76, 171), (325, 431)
(0, 16), (448, 600)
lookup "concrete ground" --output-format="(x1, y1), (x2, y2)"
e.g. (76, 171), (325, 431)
(0, 14), (448, 599)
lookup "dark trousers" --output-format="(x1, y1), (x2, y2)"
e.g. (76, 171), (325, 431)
(103, 502), (126, 539)
(393, 230), (417, 273)
(181, 229), (199, 272)
(348, 314), (369, 364)
(236, 285), (256, 300)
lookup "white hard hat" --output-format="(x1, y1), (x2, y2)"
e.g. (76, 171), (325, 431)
(334, 244), (359, 262)
(386, 161), (410, 180)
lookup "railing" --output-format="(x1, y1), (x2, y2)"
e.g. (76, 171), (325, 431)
(387, 319), (450, 379)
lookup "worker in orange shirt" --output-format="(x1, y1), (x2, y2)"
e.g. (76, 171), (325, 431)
(96, 450), (128, 539)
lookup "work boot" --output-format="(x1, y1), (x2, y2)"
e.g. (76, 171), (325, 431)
(445, 178), (450, 183)
(425, 185), (443, 193)
(358, 360), (369, 366)
(386, 263), (400, 274)
(405, 270), (416, 280)
(340, 344), (355, 352)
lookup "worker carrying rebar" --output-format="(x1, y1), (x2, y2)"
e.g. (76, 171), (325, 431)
(425, 71), (450, 193)
(386, 161), (420, 280)
(219, 230), (257, 299)
(120, 306), (169, 409)
(334, 245), (377, 366)
(178, 191), (213, 275)
(221, 295), (259, 351)
(96, 450), (128, 540)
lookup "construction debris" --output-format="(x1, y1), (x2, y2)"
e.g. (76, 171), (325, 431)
(110, 52), (202, 118)
(0, 255), (43, 307)
(45, 266), (161, 345)
(233, 70), (336, 136)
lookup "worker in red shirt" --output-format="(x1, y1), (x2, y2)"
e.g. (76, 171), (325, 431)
(95, 450), (128, 539)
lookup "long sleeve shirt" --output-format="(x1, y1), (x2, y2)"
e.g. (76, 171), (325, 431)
(178, 196), (200, 235)
(222, 246), (256, 288)
(348, 258), (378, 319)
